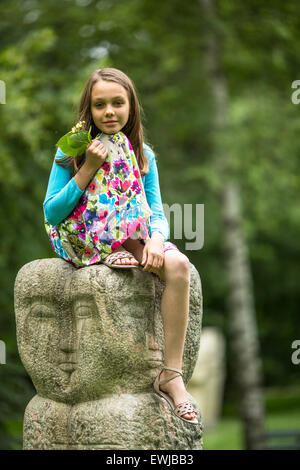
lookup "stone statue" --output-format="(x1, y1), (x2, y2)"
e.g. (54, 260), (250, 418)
(14, 258), (203, 450)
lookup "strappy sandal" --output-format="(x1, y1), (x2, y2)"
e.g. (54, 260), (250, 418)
(102, 249), (141, 269)
(153, 366), (198, 425)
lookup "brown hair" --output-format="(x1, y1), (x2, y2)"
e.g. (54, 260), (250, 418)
(55, 67), (150, 176)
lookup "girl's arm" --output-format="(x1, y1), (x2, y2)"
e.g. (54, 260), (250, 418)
(43, 148), (94, 226)
(142, 145), (170, 242)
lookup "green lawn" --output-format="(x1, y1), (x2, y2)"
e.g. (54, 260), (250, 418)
(202, 386), (300, 450)
(203, 409), (300, 450)
(203, 417), (243, 450)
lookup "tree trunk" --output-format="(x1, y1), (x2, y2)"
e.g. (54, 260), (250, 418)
(199, 0), (265, 450)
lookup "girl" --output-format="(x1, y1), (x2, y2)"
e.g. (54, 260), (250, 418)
(43, 67), (197, 424)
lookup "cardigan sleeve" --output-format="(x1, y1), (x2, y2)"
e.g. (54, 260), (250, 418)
(142, 145), (170, 242)
(43, 147), (85, 226)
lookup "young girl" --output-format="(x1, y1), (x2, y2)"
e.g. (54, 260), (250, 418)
(43, 67), (197, 424)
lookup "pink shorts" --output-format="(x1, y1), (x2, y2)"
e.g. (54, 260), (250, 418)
(139, 239), (179, 253)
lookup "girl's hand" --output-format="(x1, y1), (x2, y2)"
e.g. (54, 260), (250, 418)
(141, 233), (165, 272)
(85, 137), (108, 172)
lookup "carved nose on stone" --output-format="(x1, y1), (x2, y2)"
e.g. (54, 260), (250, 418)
(145, 333), (162, 369)
(58, 339), (77, 372)
(145, 332), (162, 360)
(145, 332), (160, 351)
(59, 343), (77, 354)
(59, 335), (77, 356)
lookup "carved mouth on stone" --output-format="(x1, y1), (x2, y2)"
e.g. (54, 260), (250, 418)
(58, 362), (77, 373)
(145, 354), (162, 369)
(147, 359), (162, 369)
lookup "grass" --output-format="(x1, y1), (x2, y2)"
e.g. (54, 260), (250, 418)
(203, 417), (243, 450)
(202, 388), (300, 450)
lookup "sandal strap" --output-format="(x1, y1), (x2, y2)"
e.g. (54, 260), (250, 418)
(163, 366), (183, 375)
(104, 251), (135, 263)
(174, 401), (197, 417)
(158, 366), (183, 386)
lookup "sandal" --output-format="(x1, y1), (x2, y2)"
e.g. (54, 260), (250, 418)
(153, 366), (198, 425)
(102, 249), (141, 269)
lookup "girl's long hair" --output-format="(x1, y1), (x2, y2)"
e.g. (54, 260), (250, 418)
(55, 68), (150, 177)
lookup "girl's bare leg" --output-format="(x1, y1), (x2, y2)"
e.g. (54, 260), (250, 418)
(124, 238), (196, 420)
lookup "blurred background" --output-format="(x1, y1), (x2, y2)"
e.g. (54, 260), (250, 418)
(0, 0), (300, 450)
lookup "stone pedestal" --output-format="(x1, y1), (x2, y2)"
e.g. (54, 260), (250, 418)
(14, 258), (203, 450)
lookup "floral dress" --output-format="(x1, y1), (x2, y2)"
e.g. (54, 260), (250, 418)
(45, 132), (158, 268)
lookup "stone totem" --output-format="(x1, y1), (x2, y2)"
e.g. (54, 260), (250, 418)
(14, 258), (203, 450)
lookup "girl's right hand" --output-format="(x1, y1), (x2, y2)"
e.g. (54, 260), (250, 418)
(84, 137), (108, 172)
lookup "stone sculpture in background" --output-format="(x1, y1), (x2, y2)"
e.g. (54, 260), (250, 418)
(187, 327), (226, 430)
(14, 257), (203, 450)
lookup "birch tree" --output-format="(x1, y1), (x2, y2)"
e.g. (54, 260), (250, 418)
(199, 0), (265, 450)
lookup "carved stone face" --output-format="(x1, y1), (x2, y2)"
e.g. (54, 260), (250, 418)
(14, 259), (164, 404)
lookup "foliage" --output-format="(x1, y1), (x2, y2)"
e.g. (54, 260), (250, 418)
(56, 122), (94, 157)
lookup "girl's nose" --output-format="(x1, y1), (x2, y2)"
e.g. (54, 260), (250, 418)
(105, 106), (114, 115)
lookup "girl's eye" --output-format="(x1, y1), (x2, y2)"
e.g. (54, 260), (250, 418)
(95, 102), (123, 107)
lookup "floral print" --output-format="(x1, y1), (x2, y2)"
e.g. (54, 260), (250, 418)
(45, 132), (153, 268)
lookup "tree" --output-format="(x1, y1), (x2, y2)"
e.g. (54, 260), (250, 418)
(199, 0), (265, 449)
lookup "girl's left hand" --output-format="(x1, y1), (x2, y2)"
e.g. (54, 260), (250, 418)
(141, 234), (165, 272)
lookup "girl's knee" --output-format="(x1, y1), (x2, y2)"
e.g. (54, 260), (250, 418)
(164, 252), (190, 283)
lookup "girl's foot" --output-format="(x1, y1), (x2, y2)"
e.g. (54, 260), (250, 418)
(158, 369), (197, 421)
(109, 245), (139, 266)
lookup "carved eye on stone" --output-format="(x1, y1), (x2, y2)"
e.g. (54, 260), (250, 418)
(29, 304), (55, 319)
(75, 304), (95, 318)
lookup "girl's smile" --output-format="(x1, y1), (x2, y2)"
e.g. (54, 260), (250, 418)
(91, 80), (130, 134)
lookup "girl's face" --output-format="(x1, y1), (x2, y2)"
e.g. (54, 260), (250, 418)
(91, 80), (130, 134)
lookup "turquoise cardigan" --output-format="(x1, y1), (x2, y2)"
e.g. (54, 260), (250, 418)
(43, 143), (170, 241)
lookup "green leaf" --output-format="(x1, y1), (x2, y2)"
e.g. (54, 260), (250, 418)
(87, 126), (92, 143)
(56, 130), (90, 157)
(68, 130), (90, 147)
